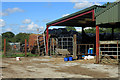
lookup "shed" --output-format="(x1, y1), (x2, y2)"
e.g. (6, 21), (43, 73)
(45, 1), (120, 63)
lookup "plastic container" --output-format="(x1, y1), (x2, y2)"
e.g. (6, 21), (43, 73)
(82, 55), (85, 58)
(91, 49), (93, 54)
(64, 57), (68, 61)
(69, 57), (73, 61)
(88, 49), (90, 54)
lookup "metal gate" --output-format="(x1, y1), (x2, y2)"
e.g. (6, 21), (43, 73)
(99, 41), (120, 64)
(58, 37), (73, 54)
(48, 37), (73, 55)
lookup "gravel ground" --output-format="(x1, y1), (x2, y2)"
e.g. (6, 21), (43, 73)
(0, 56), (119, 78)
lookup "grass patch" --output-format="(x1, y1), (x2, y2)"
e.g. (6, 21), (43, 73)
(26, 52), (39, 57)
(1, 52), (39, 58)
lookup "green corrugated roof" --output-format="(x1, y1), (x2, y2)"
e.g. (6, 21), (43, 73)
(46, 5), (101, 26)
(95, 2), (120, 17)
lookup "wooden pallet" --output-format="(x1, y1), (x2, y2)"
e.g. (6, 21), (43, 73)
(55, 48), (70, 56)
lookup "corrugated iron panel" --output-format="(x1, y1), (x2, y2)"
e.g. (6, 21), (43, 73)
(119, 2), (120, 22)
(113, 4), (118, 22)
(96, 2), (120, 25)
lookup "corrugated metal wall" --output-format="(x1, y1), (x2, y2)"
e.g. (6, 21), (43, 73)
(118, 2), (120, 22)
(96, 2), (120, 25)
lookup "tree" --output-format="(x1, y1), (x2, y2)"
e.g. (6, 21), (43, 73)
(2, 32), (15, 39)
(102, 2), (111, 6)
(114, 28), (120, 33)
(2, 32), (15, 42)
(65, 26), (76, 31)
(1, 32), (15, 51)
(15, 33), (30, 44)
(84, 28), (113, 33)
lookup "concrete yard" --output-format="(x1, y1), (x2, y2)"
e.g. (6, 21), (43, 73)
(1, 56), (119, 78)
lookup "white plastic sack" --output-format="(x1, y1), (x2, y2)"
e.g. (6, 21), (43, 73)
(16, 57), (21, 61)
(84, 56), (94, 60)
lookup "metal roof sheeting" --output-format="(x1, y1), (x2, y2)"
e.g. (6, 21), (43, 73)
(96, 1), (120, 25)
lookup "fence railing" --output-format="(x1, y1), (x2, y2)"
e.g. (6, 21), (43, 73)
(99, 41), (120, 63)
(99, 47), (120, 61)
(77, 44), (94, 55)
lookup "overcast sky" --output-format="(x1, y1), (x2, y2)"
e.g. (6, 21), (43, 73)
(0, 0), (117, 34)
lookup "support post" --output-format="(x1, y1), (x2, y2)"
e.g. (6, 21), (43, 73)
(4, 39), (6, 56)
(73, 34), (77, 59)
(25, 39), (27, 56)
(53, 38), (54, 55)
(46, 25), (49, 56)
(51, 38), (54, 55)
(92, 10), (95, 21)
(96, 26), (99, 64)
(82, 27), (84, 43)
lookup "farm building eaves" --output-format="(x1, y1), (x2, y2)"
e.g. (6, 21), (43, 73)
(46, 5), (104, 26)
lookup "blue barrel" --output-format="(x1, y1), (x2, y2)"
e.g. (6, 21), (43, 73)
(82, 55), (85, 58)
(91, 49), (93, 54)
(64, 57), (68, 61)
(69, 57), (73, 61)
(88, 49), (90, 54)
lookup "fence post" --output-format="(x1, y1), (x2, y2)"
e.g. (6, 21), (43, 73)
(73, 34), (77, 59)
(4, 39), (6, 56)
(25, 39), (27, 56)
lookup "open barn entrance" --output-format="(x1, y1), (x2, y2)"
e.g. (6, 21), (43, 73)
(46, 2), (120, 64)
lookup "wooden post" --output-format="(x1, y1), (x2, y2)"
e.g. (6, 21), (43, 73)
(25, 39), (27, 56)
(50, 38), (51, 56)
(96, 26), (99, 64)
(51, 38), (54, 56)
(4, 39), (6, 56)
(82, 27), (85, 43)
(73, 34), (77, 59)
(53, 38), (55, 55)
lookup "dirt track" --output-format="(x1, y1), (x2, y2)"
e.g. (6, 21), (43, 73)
(1, 56), (119, 78)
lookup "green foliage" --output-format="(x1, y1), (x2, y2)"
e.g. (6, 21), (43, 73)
(2, 32), (15, 42)
(84, 28), (96, 33)
(65, 26), (76, 31)
(2, 32), (15, 51)
(1, 52), (39, 58)
(102, 2), (111, 6)
(2, 32), (15, 39)
(84, 28), (120, 33)
(1, 32), (30, 50)
(26, 52), (39, 57)
(15, 33), (30, 44)
(114, 28), (120, 33)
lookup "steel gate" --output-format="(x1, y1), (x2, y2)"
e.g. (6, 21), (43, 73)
(99, 41), (120, 64)
(48, 37), (73, 55)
